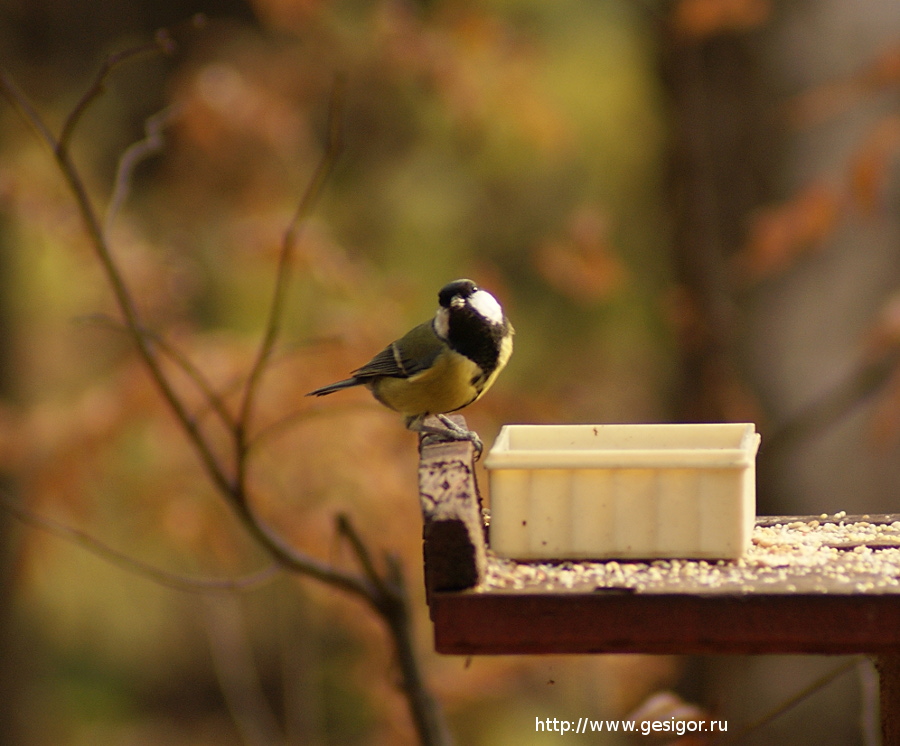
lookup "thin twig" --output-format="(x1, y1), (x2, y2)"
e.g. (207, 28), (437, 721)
(336, 519), (451, 746)
(2, 52), (237, 502)
(2, 47), (378, 604)
(203, 596), (285, 746)
(765, 347), (900, 456)
(6, 47), (452, 746)
(0, 69), (59, 147)
(335, 516), (453, 746)
(713, 657), (861, 745)
(105, 104), (179, 235)
(235, 77), (345, 482)
(336, 513), (392, 600)
(0, 493), (281, 593)
(81, 312), (237, 432)
(226, 498), (378, 602)
(247, 401), (377, 453)
(146, 327), (238, 431)
(58, 36), (174, 154)
(381, 554), (453, 746)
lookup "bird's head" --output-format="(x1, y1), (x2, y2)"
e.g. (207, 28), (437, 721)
(434, 278), (506, 341)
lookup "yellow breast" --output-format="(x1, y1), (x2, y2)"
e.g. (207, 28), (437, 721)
(369, 350), (483, 417)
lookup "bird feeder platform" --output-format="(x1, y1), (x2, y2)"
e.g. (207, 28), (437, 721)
(418, 420), (900, 742)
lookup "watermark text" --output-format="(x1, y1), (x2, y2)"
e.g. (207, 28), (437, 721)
(535, 716), (727, 737)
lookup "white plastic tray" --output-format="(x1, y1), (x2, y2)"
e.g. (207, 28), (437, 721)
(484, 423), (760, 560)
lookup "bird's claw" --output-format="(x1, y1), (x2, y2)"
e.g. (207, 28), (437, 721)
(435, 414), (483, 457)
(415, 415), (484, 459)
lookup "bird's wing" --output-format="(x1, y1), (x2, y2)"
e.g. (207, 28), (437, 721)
(351, 321), (442, 380)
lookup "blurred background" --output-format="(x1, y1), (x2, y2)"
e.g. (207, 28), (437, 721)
(0, 0), (899, 743)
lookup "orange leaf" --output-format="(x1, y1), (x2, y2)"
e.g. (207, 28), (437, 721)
(849, 116), (900, 216)
(861, 43), (900, 90)
(672, 0), (771, 39)
(788, 44), (900, 128)
(533, 206), (626, 304)
(736, 183), (842, 281)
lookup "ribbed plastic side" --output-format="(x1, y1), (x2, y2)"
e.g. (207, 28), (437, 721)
(489, 464), (754, 560)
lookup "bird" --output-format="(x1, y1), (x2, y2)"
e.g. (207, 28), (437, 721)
(306, 278), (513, 453)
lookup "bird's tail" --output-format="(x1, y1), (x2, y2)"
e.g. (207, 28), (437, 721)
(306, 377), (363, 397)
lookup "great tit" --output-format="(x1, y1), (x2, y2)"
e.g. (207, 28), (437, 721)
(307, 278), (513, 452)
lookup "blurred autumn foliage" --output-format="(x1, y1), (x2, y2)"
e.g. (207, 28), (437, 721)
(0, 0), (899, 744)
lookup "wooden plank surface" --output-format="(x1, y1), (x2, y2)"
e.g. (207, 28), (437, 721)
(431, 590), (900, 655)
(430, 517), (900, 655)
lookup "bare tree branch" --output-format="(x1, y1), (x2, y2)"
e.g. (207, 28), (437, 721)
(57, 37), (173, 154)
(764, 347), (900, 456)
(0, 69), (60, 148)
(713, 658), (861, 745)
(235, 76), (346, 484)
(1, 45), (377, 605)
(203, 596), (285, 746)
(381, 553), (453, 746)
(81, 312), (237, 433)
(105, 104), (179, 235)
(0, 493), (281, 593)
(1, 52), (237, 503)
(336, 514), (451, 745)
(246, 401), (374, 454)
(336, 513), (393, 601)
(3, 42), (452, 746)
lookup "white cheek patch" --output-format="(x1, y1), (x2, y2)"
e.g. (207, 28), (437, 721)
(434, 306), (450, 339)
(469, 290), (504, 325)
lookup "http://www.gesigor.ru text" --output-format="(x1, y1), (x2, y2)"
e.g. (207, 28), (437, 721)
(535, 716), (727, 737)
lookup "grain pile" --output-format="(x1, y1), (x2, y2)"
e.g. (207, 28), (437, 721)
(482, 514), (900, 595)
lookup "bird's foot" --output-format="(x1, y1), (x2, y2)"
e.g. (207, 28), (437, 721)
(411, 415), (483, 459)
(435, 414), (484, 457)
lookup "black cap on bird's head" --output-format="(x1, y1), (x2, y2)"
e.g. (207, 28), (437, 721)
(438, 279), (478, 309)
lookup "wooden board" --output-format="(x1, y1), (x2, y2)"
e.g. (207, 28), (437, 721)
(430, 590), (900, 655)
(430, 515), (900, 655)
